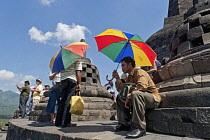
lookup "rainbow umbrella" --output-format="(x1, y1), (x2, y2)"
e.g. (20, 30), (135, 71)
(49, 42), (89, 73)
(94, 29), (156, 67)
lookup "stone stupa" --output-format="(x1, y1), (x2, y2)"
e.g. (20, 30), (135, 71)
(29, 48), (115, 122)
(146, 0), (210, 139)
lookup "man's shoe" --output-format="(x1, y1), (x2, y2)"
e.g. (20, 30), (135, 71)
(126, 129), (146, 138)
(114, 124), (131, 132)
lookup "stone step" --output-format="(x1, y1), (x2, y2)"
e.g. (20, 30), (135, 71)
(34, 97), (114, 110)
(159, 87), (210, 108)
(146, 107), (210, 139)
(156, 73), (210, 92)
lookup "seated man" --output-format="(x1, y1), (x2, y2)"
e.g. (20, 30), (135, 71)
(112, 56), (161, 138)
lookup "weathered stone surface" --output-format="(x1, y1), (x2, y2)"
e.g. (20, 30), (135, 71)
(199, 14), (210, 25)
(171, 37), (180, 51)
(177, 23), (189, 37)
(202, 33), (210, 45)
(197, 108), (210, 124)
(34, 103), (47, 110)
(159, 87), (210, 108)
(202, 73), (210, 87)
(193, 123), (210, 139)
(187, 26), (204, 41)
(158, 67), (171, 81)
(188, 14), (201, 23)
(177, 41), (193, 54)
(192, 57), (210, 74)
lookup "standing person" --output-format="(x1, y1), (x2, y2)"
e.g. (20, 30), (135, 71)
(46, 71), (61, 123)
(55, 59), (82, 128)
(112, 56), (161, 138)
(16, 81), (31, 118)
(31, 78), (43, 111)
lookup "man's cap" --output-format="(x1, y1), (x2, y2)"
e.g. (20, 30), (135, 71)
(80, 39), (85, 42)
(36, 78), (42, 83)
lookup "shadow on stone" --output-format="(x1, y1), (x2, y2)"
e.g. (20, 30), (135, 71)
(57, 125), (114, 133)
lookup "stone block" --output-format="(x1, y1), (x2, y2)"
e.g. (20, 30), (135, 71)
(171, 37), (180, 51)
(168, 122), (193, 136)
(86, 77), (93, 83)
(34, 103), (48, 110)
(183, 74), (202, 89)
(202, 33), (210, 45)
(197, 108), (210, 124)
(177, 41), (192, 54)
(192, 57), (210, 74)
(152, 71), (162, 84)
(188, 14), (201, 23)
(193, 123), (210, 139)
(146, 109), (161, 121)
(86, 68), (92, 73)
(89, 110), (100, 116)
(199, 13), (210, 25)
(81, 71), (86, 77)
(159, 87), (210, 108)
(202, 73), (210, 87)
(176, 59), (195, 77)
(157, 76), (185, 92)
(158, 66), (171, 81)
(161, 108), (182, 122)
(180, 108), (197, 123)
(167, 63), (178, 79)
(152, 121), (169, 134)
(187, 26), (204, 41)
(177, 23), (189, 37)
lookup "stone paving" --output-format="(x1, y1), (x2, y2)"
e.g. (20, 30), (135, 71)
(6, 119), (204, 140)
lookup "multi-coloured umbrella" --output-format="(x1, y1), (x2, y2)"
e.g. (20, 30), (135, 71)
(94, 28), (156, 67)
(49, 42), (89, 73)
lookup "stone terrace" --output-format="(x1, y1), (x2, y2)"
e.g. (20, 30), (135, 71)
(6, 119), (204, 140)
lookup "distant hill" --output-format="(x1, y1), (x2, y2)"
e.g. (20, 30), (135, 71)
(0, 90), (19, 119)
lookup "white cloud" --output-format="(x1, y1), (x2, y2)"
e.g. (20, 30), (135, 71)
(40, 0), (55, 6)
(0, 69), (36, 84)
(0, 70), (15, 80)
(28, 27), (53, 43)
(28, 23), (89, 44)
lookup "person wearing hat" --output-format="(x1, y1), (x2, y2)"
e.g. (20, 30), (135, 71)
(31, 78), (43, 111)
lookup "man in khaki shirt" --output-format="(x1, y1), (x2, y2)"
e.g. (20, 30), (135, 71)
(112, 56), (161, 138)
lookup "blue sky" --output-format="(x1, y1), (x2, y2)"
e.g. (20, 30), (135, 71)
(0, 0), (168, 93)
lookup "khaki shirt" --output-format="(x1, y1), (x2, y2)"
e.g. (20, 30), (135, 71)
(116, 68), (161, 102)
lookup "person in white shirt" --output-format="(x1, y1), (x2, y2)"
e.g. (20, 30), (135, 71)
(46, 71), (61, 123)
(31, 78), (43, 111)
(55, 59), (82, 127)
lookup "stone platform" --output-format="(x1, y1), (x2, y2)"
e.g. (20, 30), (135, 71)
(6, 119), (203, 140)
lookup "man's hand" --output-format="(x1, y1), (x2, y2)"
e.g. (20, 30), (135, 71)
(112, 70), (120, 79)
(125, 97), (131, 109)
(76, 84), (81, 91)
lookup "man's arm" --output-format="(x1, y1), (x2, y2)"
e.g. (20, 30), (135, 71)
(76, 70), (82, 91)
(112, 70), (123, 92)
(16, 84), (22, 92)
(75, 59), (82, 91)
(49, 71), (60, 80)
(146, 61), (157, 74)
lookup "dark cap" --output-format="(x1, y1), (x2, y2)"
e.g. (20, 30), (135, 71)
(80, 39), (85, 42)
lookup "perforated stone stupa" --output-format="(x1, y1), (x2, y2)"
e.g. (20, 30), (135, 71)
(29, 57), (115, 122)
